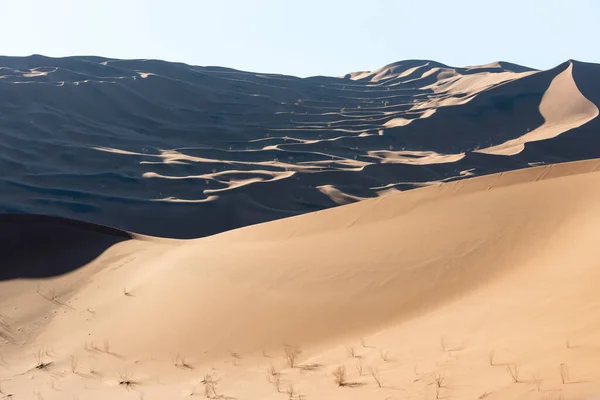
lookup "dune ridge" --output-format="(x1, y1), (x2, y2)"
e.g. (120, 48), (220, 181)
(1, 56), (600, 237)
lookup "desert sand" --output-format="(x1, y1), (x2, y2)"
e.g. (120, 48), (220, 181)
(2, 159), (600, 399)
(2, 56), (600, 399)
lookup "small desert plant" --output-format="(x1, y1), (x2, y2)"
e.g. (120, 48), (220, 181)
(34, 350), (52, 370)
(432, 371), (444, 388)
(360, 337), (368, 348)
(355, 359), (363, 376)
(346, 346), (358, 358)
(70, 355), (78, 373)
(488, 350), (495, 366)
(229, 350), (241, 366)
(286, 384), (295, 400)
(560, 363), (569, 384)
(202, 373), (219, 398)
(118, 371), (137, 390)
(440, 335), (447, 352)
(265, 365), (281, 392)
(174, 353), (193, 369)
(123, 288), (133, 297)
(37, 285), (58, 303)
(565, 339), (571, 349)
(284, 344), (302, 368)
(380, 349), (390, 362)
(369, 366), (383, 388)
(103, 339), (111, 354)
(431, 372), (445, 399)
(533, 374), (543, 391)
(332, 365), (347, 387)
(506, 364), (520, 383)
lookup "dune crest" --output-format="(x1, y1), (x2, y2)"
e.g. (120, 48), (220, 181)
(476, 61), (599, 155)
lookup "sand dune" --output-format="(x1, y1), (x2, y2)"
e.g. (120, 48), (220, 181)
(2, 159), (600, 398)
(1, 56), (600, 237)
(2, 55), (600, 398)
(477, 62), (599, 155)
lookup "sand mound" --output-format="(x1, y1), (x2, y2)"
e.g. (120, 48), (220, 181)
(2, 159), (600, 398)
(2, 56), (600, 238)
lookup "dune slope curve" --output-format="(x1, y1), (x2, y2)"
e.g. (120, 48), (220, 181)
(477, 61), (599, 155)
(2, 159), (600, 398)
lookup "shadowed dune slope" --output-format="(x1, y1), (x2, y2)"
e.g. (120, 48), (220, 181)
(1, 56), (600, 237)
(0, 214), (132, 280)
(1, 159), (600, 398)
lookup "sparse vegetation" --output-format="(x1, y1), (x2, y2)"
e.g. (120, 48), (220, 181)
(432, 371), (444, 388)
(506, 364), (520, 383)
(118, 371), (137, 390)
(380, 349), (390, 362)
(286, 384), (295, 400)
(36, 286), (59, 304)
(431, 371), (445, 399)
(175, 353), (193, 369)
(229, 350), (241, 366)
(265, 365), (281, 392)
(346, 346), (358, 358)
(560, 363), (569, 384)
(440, 335), (447, 352)
(202, 373), (220, 398)
(34, 350), (52, 370)
(533, 374), (543, 391)
(70, 355), (78, 373)
(369, 366), (382, 388)
(355, 359), (363, 376)
(332, 365), (347, 387)
(284, 344), (302, 368)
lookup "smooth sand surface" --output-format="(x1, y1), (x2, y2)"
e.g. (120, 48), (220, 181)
(2, 159), (600, 399)
(1, 56), (600, 238)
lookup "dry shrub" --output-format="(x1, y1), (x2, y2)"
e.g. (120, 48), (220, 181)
(202, 373), (219, 398)
(560, 363), (569, 384)
(506, 364), (520, 383)
(284, 344), (302, 368)
(369, 366), (382, 388)
(332, 365), (347, 387)
(70, 355), (78, 373)
(265, 364), (281, 392)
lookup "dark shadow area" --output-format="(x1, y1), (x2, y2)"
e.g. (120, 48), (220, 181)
(0, 214), (131, 280)
(0, 56), (599, 239)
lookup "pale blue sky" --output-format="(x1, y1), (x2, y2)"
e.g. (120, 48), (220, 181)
(1, 0), (598, 77)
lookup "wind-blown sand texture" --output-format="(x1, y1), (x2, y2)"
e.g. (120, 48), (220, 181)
(3, 159), (600, 399)
(2, 57), (600, 399)
(2, 56), (600, 237)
